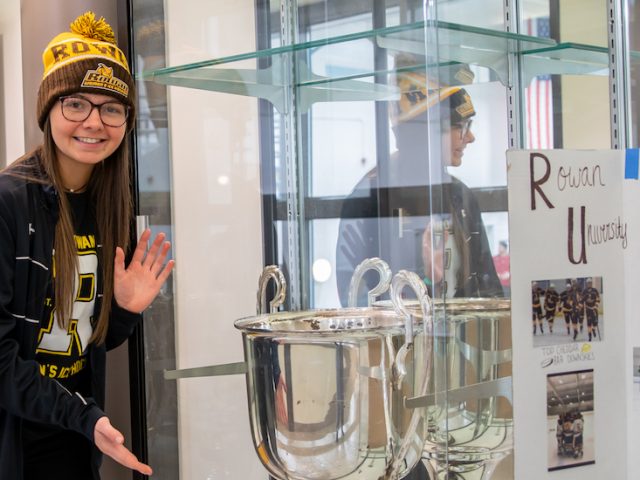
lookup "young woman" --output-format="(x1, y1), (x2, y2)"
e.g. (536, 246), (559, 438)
(0, 12), (173, 479)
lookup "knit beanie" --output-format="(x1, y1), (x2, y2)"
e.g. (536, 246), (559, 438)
(391, 54), (475, 125)
(37, 11), (136, 130)
(393, 71), (475, 125)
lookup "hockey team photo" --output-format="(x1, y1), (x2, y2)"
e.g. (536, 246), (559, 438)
(532, 277), (603, 348)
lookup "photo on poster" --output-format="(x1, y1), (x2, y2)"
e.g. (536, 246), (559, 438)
(547, 369), (595, 471)
(532, 277), (603, 348)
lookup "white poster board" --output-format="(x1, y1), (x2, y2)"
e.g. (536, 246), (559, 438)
(507, 149), (640, 479)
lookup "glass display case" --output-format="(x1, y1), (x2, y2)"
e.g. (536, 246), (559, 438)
(127, 0), (636, 478)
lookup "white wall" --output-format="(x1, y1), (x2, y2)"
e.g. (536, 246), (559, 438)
(560, 0), (610, 149)
(164, 1), (265, 478)
(0, 0), (24, 164)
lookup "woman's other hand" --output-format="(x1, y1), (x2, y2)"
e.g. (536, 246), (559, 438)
(94, 416), (152, 476)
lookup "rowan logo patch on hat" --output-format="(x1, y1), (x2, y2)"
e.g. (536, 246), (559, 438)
(394, 71), (465, 124)
(455, 91), (474, 120)
(81, 63), (129, 97)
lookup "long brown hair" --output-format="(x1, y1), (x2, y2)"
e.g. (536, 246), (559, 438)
(6, 118), (132, 345)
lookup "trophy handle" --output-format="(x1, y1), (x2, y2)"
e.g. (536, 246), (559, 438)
(390, 270), (433, 386)
(257, 265), (287, 314)
(388, 270), (433, 477)
(347, 257), (392, 307)
(164, 266), (288, 382)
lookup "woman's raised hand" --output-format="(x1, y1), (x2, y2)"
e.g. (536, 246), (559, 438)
(113, 228), (175, 313)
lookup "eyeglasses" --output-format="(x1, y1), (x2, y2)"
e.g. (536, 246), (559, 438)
(451, 119), (473, 139)
(59, 96), (129, 127)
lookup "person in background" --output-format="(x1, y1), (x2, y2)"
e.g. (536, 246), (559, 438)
(532, 281), (545, 334)
(543, 284), (560, 334)
(571, 278), (585, 341)
(492, 240), (510, 296)
(573, 410), (584, 456)
(559, 282), (574, 335)
(556, 413), (564, 454)
(583, 278), (601, 341)
(0, 12), (174, 479)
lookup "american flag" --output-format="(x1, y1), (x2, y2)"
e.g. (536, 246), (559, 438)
(525, 17), (554, 149)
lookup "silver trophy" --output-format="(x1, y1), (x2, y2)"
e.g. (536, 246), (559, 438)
(166, 263), (435, 480)
(373, 297), (513, 480)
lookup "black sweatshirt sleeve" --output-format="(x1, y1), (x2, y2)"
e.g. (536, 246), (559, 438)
(0, 180), (104, 442)
(106, 301), (142, 351)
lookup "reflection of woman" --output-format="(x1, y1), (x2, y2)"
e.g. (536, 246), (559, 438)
(336, 71), (502, 480)
(336, 73), (502, 307)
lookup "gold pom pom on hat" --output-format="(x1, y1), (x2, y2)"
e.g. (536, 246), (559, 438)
(41, 11), (130, 79)
(70, 11), (116, 44)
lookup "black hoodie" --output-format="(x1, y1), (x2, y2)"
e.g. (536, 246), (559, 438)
(0, 154), (141, 479)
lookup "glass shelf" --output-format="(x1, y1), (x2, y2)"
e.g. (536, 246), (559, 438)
(375, 20), (555, 85)
(146, 60), (399, 114)
(140, 20), (632, 112)
(521, 42), (610, 83)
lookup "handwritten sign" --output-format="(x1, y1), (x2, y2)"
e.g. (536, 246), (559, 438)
(540, 343), (595, 369)
(507, 149), (638, 479)
(528, 151), (628, 263)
